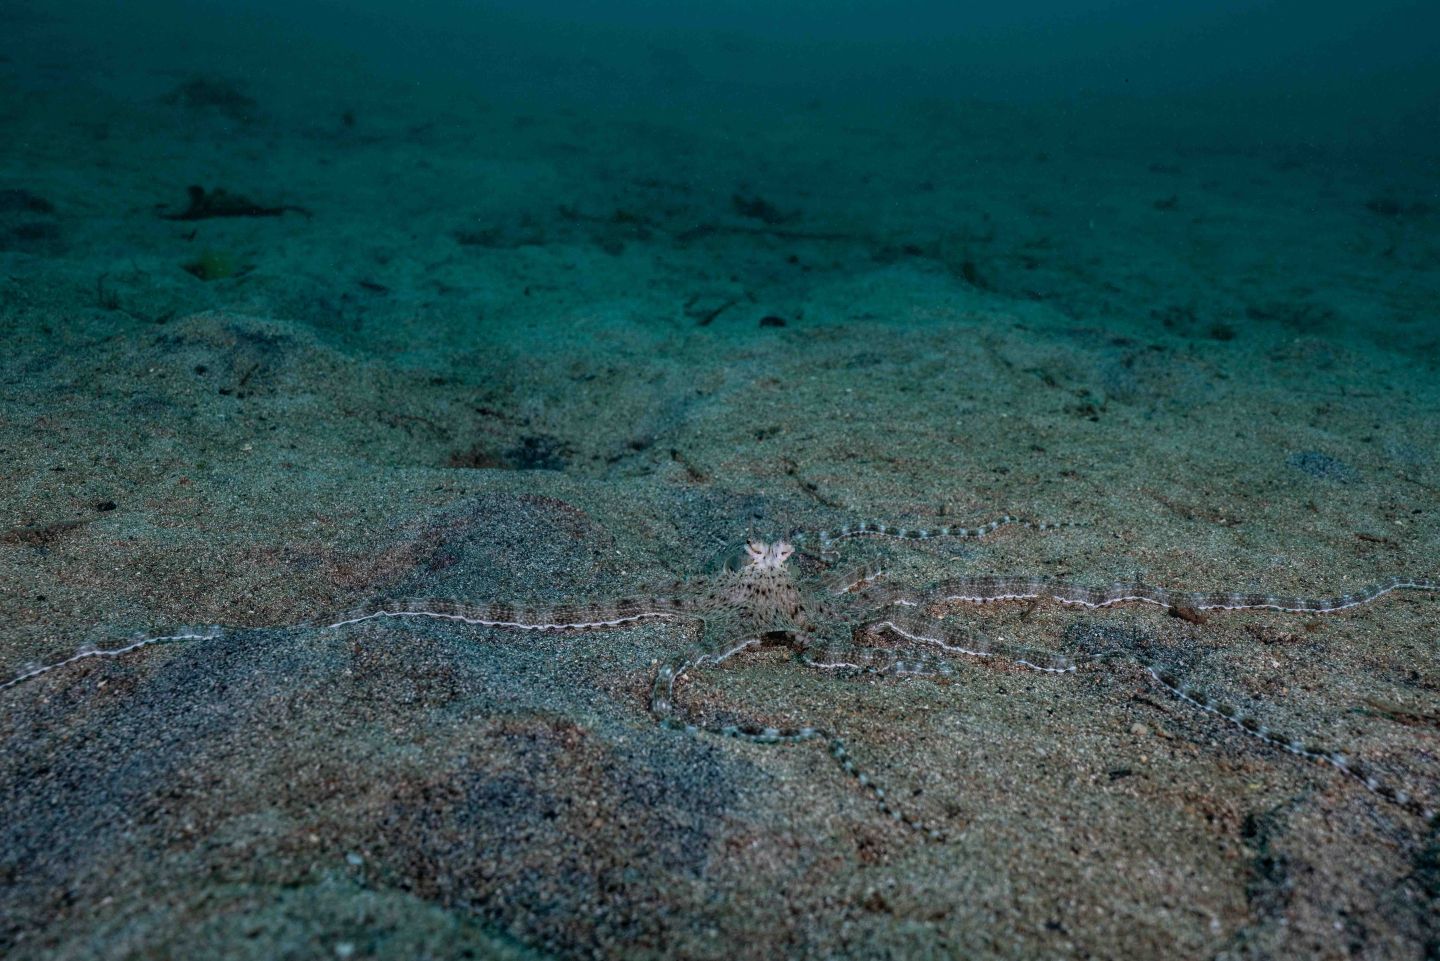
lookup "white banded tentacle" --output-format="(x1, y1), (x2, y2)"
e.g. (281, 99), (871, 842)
(869, 610), (1076, 674)
(801, 642), (960, 679)
(828, 736), (944, 839)
(1, 590), (711, 693)
(921, 575), (1440, 614)
(649, 625), (764, 729)
(793, 640), (951, 837)
(328, 588), (711, 633)
(653, 630), (944, 838)
(1141, 661), (1436, 822)
(0, 627), (225, 692)
(812, 516), (1074, 553)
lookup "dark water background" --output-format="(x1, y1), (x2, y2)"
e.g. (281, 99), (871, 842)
(10, 1), (1440, 135)
(3, 3), (1440, 960)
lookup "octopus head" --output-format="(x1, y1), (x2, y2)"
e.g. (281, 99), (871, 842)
(744, 539), (795, 570)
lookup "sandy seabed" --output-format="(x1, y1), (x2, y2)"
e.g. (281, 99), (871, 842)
(2, 18), (1439, 961)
